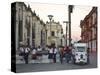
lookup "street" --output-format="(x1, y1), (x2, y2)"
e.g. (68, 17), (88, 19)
(16, 52), (97, 73)
(11, 2), (98, 73)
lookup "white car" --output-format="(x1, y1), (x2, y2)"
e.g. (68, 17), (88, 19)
(72, 43), (88, 64)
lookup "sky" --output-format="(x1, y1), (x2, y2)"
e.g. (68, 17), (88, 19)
(25, 2), (92, 41)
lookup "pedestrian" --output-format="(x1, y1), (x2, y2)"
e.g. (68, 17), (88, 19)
(45, 45), (49, 55)
(24, 46), (30, 64)
(48, 46), (53, 63)
(59, 46), (64, 64)
(63, 46), (67, 63)
(52, 47), (57, 63)
(37, 46), (42, 63)
(37, 46), (42, 51)
(68, 46), (72, 63)
(64, 46), (72, 63)
(87, 47), (90, 64)
(71, 46), (75, 64)
(31, 47), (37, 63)
(19, 45), (25, 61)
(19, 46), (24, 56)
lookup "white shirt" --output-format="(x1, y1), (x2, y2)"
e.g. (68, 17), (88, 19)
(32, 49), (36, 54)
(49, 48), (53, 53)
(37, 48), (42, 51)
(53, 48), (58, 54)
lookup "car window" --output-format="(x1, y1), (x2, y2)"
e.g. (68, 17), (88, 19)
(76, 47), (85, 52)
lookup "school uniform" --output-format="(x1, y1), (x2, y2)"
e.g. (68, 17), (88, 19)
(48, 48), (53, 59)
(32, 49), (37, 59)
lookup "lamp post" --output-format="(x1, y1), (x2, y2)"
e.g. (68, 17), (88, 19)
(63, 21), (69, 46)
(48, 15), (53, 46)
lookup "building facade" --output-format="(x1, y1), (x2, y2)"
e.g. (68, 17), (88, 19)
(46, 20), (63, 47)
(11, 2), (47, 50)
(80, 7), (97, 52)
(32, 11), (47, 48)
(40, 20), (47, 49)
(11, 2), (28, 51)
(26, 5), (33, 47)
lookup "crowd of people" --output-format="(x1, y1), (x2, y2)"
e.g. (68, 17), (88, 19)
(59, 46), (72, 64)
(18, 45), (73, 64)
(19, 46), (43, 64)
(19, 46), (31, 64)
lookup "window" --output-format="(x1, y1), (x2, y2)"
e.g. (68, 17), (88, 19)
(19, 21), (23, 41)
(86, 21), (89, 28)
(76, 47), (85, 52)
(51, 31), (55, 36)
(32, 24), (35, 39)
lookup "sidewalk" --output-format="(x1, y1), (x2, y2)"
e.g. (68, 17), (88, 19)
(16, 54), (60, 64)
(16, 52), (97, 64)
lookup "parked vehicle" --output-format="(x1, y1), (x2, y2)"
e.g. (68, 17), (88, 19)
(72, 43), (88, 64)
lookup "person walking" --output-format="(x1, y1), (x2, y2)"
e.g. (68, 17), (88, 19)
(87, 47), (90, 64)
(66, 46), (72, 63)
(59, 46), (64, 64)
(37, 46), (42, 63)
(24, 46), (30, 64)
(64, 46), (71, 63)
(53, 47), (57, 63)
(19, 46), (24, 56)
(19, 46), (25, 61)
(31, 47), (37, 63)
(48, 46), (53, 63)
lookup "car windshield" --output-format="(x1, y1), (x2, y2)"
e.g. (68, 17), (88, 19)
(76, 47), (85, 52)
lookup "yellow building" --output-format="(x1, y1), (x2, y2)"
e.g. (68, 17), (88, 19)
(46, 20), (63, 47)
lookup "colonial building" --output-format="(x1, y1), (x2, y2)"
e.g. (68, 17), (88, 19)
(11, 2), (29, 51)
(40, 20), (47, 48)
(26, 5), (33, 47)
(46, 20), (63, 47)
(32, 11), (47, 48)
(80, 7), (97, 52)
(11, 2), (47, 50)
(32, 12), (41, 48)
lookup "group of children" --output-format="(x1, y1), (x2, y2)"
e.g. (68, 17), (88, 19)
(19, 45), (72, 64)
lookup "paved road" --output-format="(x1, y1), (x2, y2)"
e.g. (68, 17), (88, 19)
(16, 52), (97, 73)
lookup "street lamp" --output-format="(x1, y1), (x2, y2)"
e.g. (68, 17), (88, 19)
(48, 15), (53, 34)
(63, 21), (69, 46)
(48, 15), (53, 46)
(48, 15), (53, 21)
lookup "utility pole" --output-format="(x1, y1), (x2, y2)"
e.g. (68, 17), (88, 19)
(68, 5), (74, 46)
(63, 21), (69, 46)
